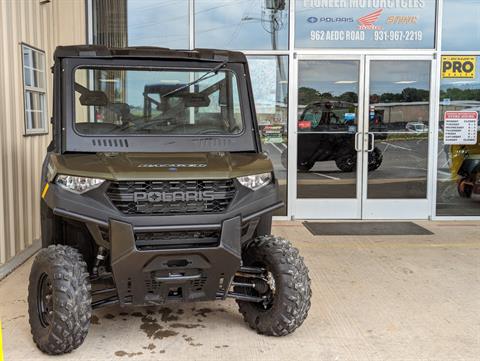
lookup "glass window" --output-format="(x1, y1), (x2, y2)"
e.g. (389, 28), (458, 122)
(92, 0), (189, 48)
(367, 60), (431, 199)
(442, 0), (480, 51)
(74, 67), (243, 136)
(296, 60), (360, 199)
(22, 44), (47, 135)
(295, 0), (436, 49)
(437, 56), (480, 216)
(195, 0), (289, 50)
(248, 56), (288, 215)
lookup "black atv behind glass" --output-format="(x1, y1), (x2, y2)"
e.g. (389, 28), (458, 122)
(281, 101), (383, 172)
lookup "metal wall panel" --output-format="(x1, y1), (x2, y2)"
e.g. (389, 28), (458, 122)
(0, 0), (86, 266)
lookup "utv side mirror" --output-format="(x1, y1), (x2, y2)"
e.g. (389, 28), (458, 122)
(79, 91), (108, 106)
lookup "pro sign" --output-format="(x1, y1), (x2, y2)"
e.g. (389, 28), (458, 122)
(442, 56), (476, 79)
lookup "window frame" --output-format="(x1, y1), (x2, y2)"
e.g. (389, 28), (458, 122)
(21, 43), (48, 136)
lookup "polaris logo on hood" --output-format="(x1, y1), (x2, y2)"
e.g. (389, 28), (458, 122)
(137, 163), (207, 168)
(133, 191), (215, 203)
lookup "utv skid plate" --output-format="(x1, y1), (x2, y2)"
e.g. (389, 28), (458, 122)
(93, 216), (268, 308)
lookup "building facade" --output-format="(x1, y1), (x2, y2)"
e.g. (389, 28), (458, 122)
(0, 0), (479, 273)
(88, 0), (480, 220)
(0, 0), (85, 274)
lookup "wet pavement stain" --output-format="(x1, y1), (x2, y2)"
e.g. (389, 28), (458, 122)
(181, 334), (202, 347)
(194, 308), (213, 318)
(104, 313), (115, 319)
(169, 323), (205, 329)
(114, 350), (143, 357)
(142, 343), (156, 350)
(159, 350), (166, 354)
(91, 315), (100, 325)
(153, 329), (178, 340)
(140, 316), (162, 338)
(158, 307), (179, 322)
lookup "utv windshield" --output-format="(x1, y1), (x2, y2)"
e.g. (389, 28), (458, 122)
(74, 66), (243, 136)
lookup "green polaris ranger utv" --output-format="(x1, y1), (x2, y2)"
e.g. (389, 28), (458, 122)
(29, 45), (311, 355)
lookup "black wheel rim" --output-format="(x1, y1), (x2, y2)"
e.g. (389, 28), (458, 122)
(260, 269), (276, 310)
(238, 262), (276, 311)
(37, 273), (53, 327)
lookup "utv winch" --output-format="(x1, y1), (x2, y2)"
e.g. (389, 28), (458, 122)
(28, 45), (311, 355)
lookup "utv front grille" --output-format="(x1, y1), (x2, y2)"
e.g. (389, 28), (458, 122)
(106, 180), (236, 215)
(134, 230), (220, 250)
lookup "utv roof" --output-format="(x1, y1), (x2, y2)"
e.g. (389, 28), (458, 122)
(54, 45), (247, 63)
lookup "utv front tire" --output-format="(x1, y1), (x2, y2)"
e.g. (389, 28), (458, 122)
(236, 236), (311, 336)
(335, 155), (356, 172)
(28, 245), (91, 355)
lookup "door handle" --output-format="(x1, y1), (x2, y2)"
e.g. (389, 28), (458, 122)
(367, 133), (375, 152)
(354, 132), (361, 152)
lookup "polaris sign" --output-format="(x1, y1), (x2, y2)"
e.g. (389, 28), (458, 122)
(133, 191), (215, 203)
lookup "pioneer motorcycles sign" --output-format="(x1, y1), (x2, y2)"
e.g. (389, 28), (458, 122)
(296, 0), (436, 48)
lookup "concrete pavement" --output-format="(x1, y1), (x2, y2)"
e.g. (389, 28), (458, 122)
(1, 221), (479, 360)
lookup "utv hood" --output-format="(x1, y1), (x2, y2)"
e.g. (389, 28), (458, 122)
(49, 152), (273, 181)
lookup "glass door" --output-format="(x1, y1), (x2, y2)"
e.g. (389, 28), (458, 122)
(361, 56), (434, 219)
(292, 55), (435, 219)
(294, 55), (365, 219)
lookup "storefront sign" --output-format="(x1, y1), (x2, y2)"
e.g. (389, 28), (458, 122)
(444, 111), (478, 145)
(262, 125), (284, 143)
(295, 0), (436, 48)
(441, 56), (476, 79)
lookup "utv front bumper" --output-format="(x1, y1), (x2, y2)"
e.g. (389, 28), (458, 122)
(42, 181), (282, 306)
(109, 216), (243, 305)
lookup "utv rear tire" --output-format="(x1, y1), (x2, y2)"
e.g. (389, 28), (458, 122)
(28, 245), (91, 355)
(236, 236), (311, 336)
(335, 155), (356, 172)
(368, 147), (383, 172)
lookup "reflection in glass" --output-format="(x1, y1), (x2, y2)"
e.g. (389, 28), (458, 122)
(248, 56), (288, 215)
(367, 60), (430, 199)
(437, 56), (480, 216)
(296, 60), (359, 199)
(442, 0), (480, 51)
(92, 0), (189, 48)
(195, 0), (289, 50)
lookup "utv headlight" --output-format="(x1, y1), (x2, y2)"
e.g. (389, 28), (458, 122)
(56, 175), (105, 194)
(237, 172), (272, 190)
